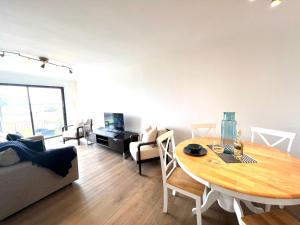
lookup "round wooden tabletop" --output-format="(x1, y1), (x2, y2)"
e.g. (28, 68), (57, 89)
(175, 137), (300, 200)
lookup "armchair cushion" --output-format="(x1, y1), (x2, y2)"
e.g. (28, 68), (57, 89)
(130, 141), (159, 161)
(0, 148), (20, 166)
(62, 129), (84, 138)
(141, 127), (157, 143)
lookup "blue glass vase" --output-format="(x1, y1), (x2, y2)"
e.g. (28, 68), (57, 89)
(221, 112), (237, 153)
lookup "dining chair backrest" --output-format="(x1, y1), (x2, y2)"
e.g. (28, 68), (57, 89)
(251, 127), (296, 153)
(191, 123), (217, 138)
(157, 130), (177, 184)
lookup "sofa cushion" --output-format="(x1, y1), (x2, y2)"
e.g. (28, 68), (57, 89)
(0, 148), (20, 166)
(26, 135), (45, 148)
(18, 139), (46, 152)
(130, 141), (159, 161)
(6, 133), (23, 141)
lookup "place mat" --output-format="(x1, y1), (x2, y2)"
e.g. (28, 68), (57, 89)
(207, 145), (257, 164)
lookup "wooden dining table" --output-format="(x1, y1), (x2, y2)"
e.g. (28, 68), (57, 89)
(175, 137), (300, 225)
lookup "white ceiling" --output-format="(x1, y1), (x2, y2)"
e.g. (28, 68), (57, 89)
(0, 0), (299, 69)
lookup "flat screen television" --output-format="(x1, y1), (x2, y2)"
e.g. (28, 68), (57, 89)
(104, 112), (124, 131)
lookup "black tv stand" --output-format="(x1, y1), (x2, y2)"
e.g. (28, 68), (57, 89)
(93, 127), (139, 158)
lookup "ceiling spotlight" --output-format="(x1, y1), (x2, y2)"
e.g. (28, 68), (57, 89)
(271, 0), (282, 7)
(39, 56), (48, 69)
(69, 69), (73, 74)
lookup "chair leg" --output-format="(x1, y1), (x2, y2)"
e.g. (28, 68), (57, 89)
(139, 161), (142, 175)
(265, 204), (271, 212)
(203, 186), (208, 202)
(63, 138), (65, 144)
(163, 187), (168, 213)
(77, 138), (80, 145)
(172, 190), (176, 196)
(196, 198), (202, 225)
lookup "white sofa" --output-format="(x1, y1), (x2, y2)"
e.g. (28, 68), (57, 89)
(0, 136), (79, 220)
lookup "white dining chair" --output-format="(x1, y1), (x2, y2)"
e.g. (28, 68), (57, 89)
(191, 123), (215, 200)
(191, 123), (217, 138)
(251, 126), (296, 211)
(157, 130), (205, 225)
(251, 127), (296, 153)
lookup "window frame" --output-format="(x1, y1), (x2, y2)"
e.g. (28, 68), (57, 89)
(0, 83), (68, 139)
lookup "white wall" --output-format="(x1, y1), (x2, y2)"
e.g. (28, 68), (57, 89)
(77, 34), (300, 157)
(0, 70), (78, 124)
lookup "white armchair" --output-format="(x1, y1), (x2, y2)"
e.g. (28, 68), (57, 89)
(62, 119), (93, 145)
(130, 127), (168, 175)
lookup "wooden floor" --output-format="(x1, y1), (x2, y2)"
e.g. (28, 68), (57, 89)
(1, 142), (300, 225)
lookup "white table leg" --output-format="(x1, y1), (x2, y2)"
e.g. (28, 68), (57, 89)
(243, 201), (264, 214)
(201, 189), (220, 213)
(192, 189), (220, 215)
(192, 189), (246, 225)
(265, 204), (271, 212)
(233, 198), (245, 225)
(217, 194), (235, 212)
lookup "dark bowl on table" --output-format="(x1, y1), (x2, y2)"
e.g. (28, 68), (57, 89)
(184, 144), (207, 156)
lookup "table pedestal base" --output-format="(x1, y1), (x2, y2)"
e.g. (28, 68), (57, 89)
(218, 194), (235, 212)
(192, 189), (264, 225)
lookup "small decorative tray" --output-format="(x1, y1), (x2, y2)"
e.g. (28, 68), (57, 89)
(207, 145), (257, 164)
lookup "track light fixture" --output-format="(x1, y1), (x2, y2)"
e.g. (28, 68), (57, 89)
(0, 50), (73, 74)
(248, 0), (283, 7)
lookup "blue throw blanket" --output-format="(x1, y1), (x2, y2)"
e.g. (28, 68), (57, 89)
(0, 141), (76, 177)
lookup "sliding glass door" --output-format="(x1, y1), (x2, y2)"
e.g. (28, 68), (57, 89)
(0, 84), (67, 138)
(0, 86), (32, 136)
(28, 87), (65, 138)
